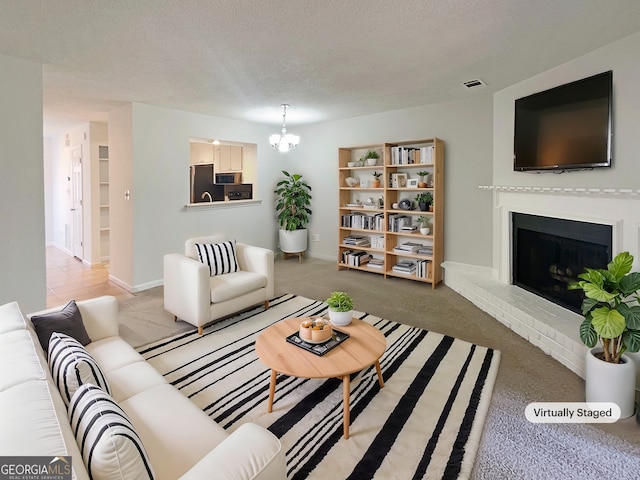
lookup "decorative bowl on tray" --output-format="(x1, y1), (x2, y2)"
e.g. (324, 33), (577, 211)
(299, 317), (332, 344)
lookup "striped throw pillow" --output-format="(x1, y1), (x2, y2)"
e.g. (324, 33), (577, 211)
(48, 332), (111, 406)
(69, 384), (155, 480)
(195, 240), (239, 276)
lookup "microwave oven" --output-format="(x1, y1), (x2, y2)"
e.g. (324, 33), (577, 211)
(215, 172), (242, 184)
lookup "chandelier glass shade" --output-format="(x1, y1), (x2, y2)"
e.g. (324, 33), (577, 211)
(270, 104), (299, 152)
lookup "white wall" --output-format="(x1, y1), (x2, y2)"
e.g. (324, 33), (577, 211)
(290, 94), (495, 268)
(109, 103), (285, 291)
(493, 31), (640, 189)
(108, 104), (134, 289)
(492, 31), (640, 274)
(0, 53), (45, 312)
(43, 137), (53, 244)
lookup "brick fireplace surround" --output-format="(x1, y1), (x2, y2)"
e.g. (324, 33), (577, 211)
(443, 185), (640, 388)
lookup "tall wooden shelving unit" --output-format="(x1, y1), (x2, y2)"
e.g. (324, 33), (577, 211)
(338, 138), (444, 288)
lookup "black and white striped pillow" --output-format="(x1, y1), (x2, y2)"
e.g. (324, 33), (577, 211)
(195, 240), (239, 276)
(68, 384), (155, 480)
(48, 332), (111, 406)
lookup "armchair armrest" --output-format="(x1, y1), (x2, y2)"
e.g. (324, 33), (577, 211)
(163, 253), (211, 326)
(178, 423), (285, 480)
(236, 244), (275, 300)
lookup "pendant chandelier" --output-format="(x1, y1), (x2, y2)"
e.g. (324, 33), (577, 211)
(269, 104), (299, 152)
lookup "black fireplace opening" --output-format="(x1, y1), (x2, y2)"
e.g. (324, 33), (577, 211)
(512, 213), (612, 314)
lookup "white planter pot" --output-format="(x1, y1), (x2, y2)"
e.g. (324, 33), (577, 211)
(585, 347), (636, 418)
(328, 309), (353, 326)
(366, 158), (377, 166)
(279, 229), (308, 253)
(420, 227), (430, 235)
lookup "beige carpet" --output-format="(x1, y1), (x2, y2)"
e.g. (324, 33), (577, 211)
(116, 256), (640, 478)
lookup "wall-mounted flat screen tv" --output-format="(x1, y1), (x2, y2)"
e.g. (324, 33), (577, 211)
(514, 70), (612, 172)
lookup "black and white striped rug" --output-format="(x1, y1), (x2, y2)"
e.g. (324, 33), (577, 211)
(137, 294), (501, 479)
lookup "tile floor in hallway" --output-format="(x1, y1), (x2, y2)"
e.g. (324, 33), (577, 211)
(46, 246), (133, 308)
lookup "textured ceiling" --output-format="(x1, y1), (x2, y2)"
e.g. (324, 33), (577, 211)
(1, 0), (639, 134)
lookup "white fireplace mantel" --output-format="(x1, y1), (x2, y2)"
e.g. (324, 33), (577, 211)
(443, 185), (640, 387)
(479, 185), (640, 197)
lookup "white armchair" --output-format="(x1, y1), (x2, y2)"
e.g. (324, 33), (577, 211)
(164, 235), (274, 334)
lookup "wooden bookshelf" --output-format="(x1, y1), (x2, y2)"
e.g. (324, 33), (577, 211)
(337, 138), (444, 288)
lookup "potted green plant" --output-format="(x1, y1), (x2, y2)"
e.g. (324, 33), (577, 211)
(365, 149), (380, 166)
(372, 171), (382, 188)
(416, 215), (430, 235)
(568, 251), (640, 418)
(415, 192), (433, 212)
(274, 171), (312, 254)
(326, 291), (354, 326)
(417, 171), (429, 188)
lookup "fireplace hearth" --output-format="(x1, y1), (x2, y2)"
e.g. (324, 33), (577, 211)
(512, 213), (612, 313)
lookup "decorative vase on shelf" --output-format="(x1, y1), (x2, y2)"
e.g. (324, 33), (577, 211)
(420, 227), (430, 235)
(372, 179), (380, 188)
(366, 158), (377, 166)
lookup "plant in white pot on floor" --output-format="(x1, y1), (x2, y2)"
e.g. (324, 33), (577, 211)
(568, 251), (640, 418)
(274, 170), (312, 255)
(326, 291), (354, 326)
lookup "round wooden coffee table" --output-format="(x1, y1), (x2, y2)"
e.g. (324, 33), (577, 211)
(255, 316), (386, 439)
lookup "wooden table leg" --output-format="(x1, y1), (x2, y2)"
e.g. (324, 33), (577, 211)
(267, 369), (277, 413)
(375, 360), (385, 388)
(343, 375), (350, 439)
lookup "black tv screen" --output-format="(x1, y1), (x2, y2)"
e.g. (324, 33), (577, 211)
(514, 71), (612, 172)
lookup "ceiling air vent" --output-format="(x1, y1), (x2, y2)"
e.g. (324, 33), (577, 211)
(461, 78), (486, 89)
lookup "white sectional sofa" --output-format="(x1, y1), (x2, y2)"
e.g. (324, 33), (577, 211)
(0, 295), (285, 480)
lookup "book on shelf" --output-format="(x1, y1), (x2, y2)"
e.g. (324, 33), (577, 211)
(342, 250), (372, 267)
(388, 214), (412, 232)
(370, 235), (385, 250)
(367, 258), (384, 269)
(343, 235), (370, 246)
(393, 241), (424, 253)
(342, 213), (384, 231)
(392, 260), (416, 274)
(390, 145), (434, 165)
(416, 259), (431, 278)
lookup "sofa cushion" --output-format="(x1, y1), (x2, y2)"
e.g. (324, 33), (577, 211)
(0, 330), (46, 391)
(0, 301), (27, 334)
(102, 361), (167, 403)
(68, 383), (155, 480)
(85, 336), (146, 373)
(31, 300), (91, 353)
(0, 380), (69, 456)
(195, 240), (239, 276)
(49, 333), (111, 406)
(119, 384), (228, 480)
(210, 270), (266, 303)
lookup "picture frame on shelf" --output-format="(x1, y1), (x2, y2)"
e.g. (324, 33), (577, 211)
(395, 173), (408, 188)
(407, 178), (419, 188)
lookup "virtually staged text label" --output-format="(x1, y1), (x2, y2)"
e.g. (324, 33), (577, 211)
(525, 402), (620, 423)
